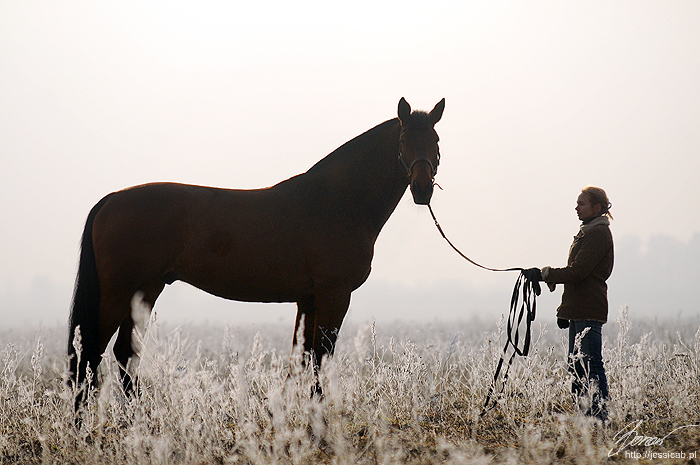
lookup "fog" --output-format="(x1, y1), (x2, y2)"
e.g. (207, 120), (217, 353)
(3, 233), (697, 330)
(2, 1), (699, 330)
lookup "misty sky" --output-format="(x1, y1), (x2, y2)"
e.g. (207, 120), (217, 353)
(2, 1), (699, 329)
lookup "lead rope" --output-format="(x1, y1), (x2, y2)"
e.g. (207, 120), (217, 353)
(427, 204), (541, 416)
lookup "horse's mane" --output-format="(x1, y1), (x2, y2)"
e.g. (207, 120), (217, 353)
(302, 109), (432, 178)
(304, 118), (400, 176)
(401, 111), (433, 131)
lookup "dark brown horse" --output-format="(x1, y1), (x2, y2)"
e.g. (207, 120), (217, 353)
(68, 97), (445, 404)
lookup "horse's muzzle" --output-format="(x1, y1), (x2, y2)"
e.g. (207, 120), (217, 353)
(410, 180), (434, 205)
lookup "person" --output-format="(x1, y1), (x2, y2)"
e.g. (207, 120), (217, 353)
(529, 186), (614, 421)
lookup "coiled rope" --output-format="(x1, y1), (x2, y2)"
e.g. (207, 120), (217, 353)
(427, 205), (541, 416)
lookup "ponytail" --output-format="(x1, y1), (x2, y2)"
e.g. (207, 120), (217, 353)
(582, 186), (613, 219)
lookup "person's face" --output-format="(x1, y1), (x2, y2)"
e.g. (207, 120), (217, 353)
(576, 193), (600, 221)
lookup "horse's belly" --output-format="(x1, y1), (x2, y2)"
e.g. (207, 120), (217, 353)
(185, 278), (303, 304)
(177, 257), (311, 304)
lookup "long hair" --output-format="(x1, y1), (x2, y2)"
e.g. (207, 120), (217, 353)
(582, 186), (613, 219)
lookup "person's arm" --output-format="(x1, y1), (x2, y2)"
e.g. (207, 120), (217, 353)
(543, 229), (607, 284)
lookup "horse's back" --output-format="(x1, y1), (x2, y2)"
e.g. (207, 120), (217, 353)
(91, 182), (324, 302)
(91, 177), (379, 304)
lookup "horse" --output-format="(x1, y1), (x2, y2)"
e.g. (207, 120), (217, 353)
(68, 97), (445, 406)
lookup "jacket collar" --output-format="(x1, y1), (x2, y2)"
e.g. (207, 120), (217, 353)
(580, 215), (610, 233)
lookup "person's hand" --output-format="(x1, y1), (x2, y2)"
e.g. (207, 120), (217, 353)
(522, 267), (543, 281)
(557, 318), (569, 329)
(541, 266), (556, 292)
(522, 268), (542, 296)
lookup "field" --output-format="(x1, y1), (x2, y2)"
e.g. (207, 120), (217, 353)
(2, 305), (700, 464)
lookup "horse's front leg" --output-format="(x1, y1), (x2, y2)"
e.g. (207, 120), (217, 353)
(293, 294), (317, 360)
(293, 287), (351, 394)
(311, 287), (351, 363)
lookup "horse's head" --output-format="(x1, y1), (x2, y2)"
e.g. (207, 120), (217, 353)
(397, 97), (445, 205)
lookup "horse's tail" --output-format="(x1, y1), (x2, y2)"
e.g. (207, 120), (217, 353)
(68, 194), (111, 393)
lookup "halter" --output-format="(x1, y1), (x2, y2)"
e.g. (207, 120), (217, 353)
(398, 146), (440, 178)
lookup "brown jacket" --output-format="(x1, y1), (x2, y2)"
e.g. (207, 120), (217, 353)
(544, 216), (614, 323)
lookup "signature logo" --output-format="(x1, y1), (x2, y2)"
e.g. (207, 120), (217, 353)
(608, 420), (700, 457)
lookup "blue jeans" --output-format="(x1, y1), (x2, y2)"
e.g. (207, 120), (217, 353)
(568, 320), (609, 420)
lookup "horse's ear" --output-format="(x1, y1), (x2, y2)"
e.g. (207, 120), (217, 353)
(398, 97), (411, 125)
(429, 98), (445, 125)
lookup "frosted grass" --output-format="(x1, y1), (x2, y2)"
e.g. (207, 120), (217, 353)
(1, 305), (699, 464)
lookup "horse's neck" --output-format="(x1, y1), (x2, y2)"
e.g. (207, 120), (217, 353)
(304, 119), (408, 234)
(361, 122), (409, 233)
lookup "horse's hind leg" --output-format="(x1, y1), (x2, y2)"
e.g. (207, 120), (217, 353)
(113, 316), (136, 394)
(113, 281), (165, 395)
